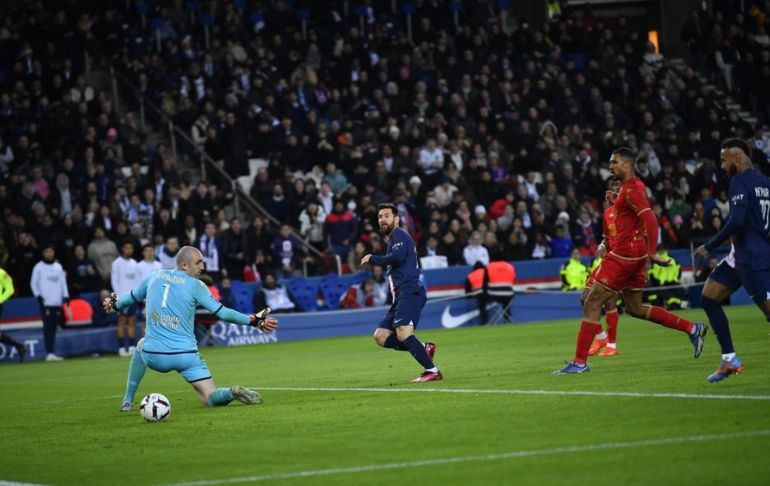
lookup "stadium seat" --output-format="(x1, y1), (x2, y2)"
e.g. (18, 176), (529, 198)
(62, 298), (94, 327)
(287, 277), (319, 312)
(319, 274), (349, 310)
(230, 280), (255, 315)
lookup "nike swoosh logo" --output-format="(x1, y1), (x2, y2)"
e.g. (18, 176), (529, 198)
(440, 307), (480, 329)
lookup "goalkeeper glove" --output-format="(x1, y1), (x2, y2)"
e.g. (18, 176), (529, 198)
(250, 307), (272, 330)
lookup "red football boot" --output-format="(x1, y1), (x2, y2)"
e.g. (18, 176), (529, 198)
(410, 371), (443, 383)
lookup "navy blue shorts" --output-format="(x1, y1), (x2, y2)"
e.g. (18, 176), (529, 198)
(377, 287), (427, 330)
(118, 303), (139, 317)
(737, 265), (770, 307)
(708, 261), (742, 292)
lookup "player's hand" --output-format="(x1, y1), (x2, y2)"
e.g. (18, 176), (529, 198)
(250, 307), (277, 332)
(650, 254), (671, 267)
(693, 245), (709, 258)
(596, 244), (607, 259)
(102, 293), (118, 314)
(361, 254), (372, 269)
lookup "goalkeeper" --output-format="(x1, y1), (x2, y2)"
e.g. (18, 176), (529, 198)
(103, 246), (277, 411)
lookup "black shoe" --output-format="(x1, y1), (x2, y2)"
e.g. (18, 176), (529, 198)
(16, 344), (26, 362)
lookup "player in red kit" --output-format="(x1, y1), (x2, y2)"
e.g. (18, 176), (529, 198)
(555, 147), (707, 374)
(585, 180), (621, 357)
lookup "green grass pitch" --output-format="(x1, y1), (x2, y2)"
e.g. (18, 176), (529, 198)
(1, 305), (769, 485)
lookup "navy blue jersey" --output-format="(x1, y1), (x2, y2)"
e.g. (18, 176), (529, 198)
(706, 168), (770, 270)
(370, 227), (422, 297)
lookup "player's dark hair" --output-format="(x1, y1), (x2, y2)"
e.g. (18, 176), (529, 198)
(611, 147), (636, 163)
(721, 138), (752, 159)
(377, 203), (399, 216)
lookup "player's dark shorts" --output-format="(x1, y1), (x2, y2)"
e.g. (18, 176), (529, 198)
(377, 286), (427, 330)
(707, 261), (742, 292)
(118, 303), (139, 317)
(736, 264), (770, 307)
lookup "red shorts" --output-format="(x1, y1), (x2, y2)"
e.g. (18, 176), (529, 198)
(591, 252), (648, 292)
(585, 267), (598, 289)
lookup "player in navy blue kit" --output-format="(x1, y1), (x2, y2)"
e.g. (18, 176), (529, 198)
(695, 138), (770, 382)
(361, 203), (442, 383)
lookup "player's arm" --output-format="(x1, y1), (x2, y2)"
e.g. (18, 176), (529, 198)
(626, 184), (665, 264)
(369, 234), (408, 266)
(703, 180), (748, 252)
(596, 237), (609, 258)
(193, 280), (277, 331)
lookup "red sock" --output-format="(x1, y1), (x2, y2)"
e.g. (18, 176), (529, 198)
(606, 310), (619, 343)
(575, 319), (603, 364)
(647, 306), (694, 334)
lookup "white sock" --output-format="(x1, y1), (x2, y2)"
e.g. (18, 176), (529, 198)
(595, 331), (607, 340)
(606, 342), (616, 349)
(426, 367), (438, 373)
(722, 352), (736, 361)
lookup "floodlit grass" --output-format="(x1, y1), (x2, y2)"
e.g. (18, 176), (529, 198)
(1, 306), (769, 485)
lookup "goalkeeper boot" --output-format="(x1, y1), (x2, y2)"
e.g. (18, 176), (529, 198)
(230, 385), (263, 405)
(689, 322), (708, 358)
(424, 342), (436, 360)
(707, 356), (744, 383)
(588, 337), (608, 356)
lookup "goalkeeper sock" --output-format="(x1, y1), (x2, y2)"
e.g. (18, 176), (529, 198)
(383, 334), (408, 351)
(207, 388), (234, 407)
(402, 335), (435, 369)
(122, 349), (147, 404)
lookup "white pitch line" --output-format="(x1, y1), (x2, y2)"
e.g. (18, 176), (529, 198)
(4, 385), (770, 409)
(161, 429), (770, 486)
(254, 386), (770, 401)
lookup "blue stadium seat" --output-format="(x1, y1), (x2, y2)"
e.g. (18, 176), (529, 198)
(319, 274), (349, 310)
(230, 280), (255, 315)
(287, 277), (319, 312)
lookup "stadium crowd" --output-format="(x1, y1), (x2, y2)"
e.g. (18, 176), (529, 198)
(1, 0), (769, 306)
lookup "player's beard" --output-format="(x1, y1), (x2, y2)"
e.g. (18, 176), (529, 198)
(380, 221), (395, 234)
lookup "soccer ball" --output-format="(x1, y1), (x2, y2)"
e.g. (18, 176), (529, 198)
(139, 393), (171, 422)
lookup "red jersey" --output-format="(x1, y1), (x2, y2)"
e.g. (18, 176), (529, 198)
(612, 177), (651, 258)
(602, 205), (618, 251)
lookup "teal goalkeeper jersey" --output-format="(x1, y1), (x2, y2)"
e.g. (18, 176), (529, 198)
(118, 269), (251, 352)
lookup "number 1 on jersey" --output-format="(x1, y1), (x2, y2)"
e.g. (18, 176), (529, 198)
(161, 283), (170, 308)
(761, 199), (770, 231)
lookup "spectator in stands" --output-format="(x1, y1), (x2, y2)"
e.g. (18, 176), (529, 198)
(550, 224), (574, 258)
(347, 241), (369, 274)
(198, 222), (223, 281)
(8, 231), (37, 296)
(340, 278), (378, 309)
(31, 244), (69, 362)
(325, 199), (357, 260)
(463, 231), (490, 267)
(252, 273), (298, 313)
(370, 265), (390, 306)
(270, 224), (304, 278)
(87, 226), (118, 286)
(299, 200), (326, 252)
(68, 244), (100, 296)
(157, 236), (180, 270)
(222, 217), (247, 280)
